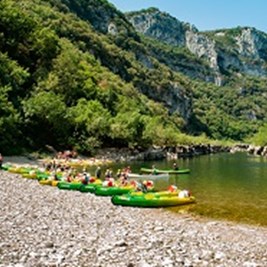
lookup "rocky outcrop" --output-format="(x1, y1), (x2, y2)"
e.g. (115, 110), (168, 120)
(98, 143), (266, 161)
(185, 31), (222, 85)
(126, 9), (267, 83)
(137, 78), (192, 122)
(166, 144), (230, 159)
(229, 144), (250, 153)
(126, 8), (217, 82)
(95, 145), (230, 162)
(127, 8), (224, 83)
(247, 145), (267, 157)
(126, 8), (190, 47)
(236, 27), (267, 60)
(136, 144), (230, 160)
(107, 22), (118, 35)
(164, 81), (192, 120)
(230, 144), (267, 157)
(60, 0), (137, 36)
(234, 28), (267, 76)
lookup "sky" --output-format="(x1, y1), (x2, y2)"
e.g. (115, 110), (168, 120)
(108, 0), (267, 33)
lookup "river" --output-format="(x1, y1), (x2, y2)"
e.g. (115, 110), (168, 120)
(87, 152), (267, 226)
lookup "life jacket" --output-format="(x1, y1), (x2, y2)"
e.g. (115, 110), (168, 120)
(103, 178), (114, 187)
(178, 190), (190, 198)
(89, 177), (96, 183)
(168, 185), (178, 192)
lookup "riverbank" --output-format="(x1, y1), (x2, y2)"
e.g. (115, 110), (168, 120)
(2, 144), (231, 168)
(230, 144), (267, 158)
(94, 144), (231, 162)
(1, 170), (267, 266)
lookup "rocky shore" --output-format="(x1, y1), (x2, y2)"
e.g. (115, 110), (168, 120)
(95, 144), (230, 162)
(6, 143), (262, 167)
(98, 144), (267, 162)
(1, 170), (267, 267)
(230, 144), (267, 158)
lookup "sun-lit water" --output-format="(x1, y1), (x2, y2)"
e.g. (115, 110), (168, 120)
(87, 152), (267, 226)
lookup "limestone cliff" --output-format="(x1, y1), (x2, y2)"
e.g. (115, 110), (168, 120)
(126, 8), (267, 85)
(126, 8), (191, 46)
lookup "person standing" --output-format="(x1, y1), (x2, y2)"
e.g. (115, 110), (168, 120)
(105, 168), (112, 179)
(151, 165), (157, 175)
(95, 166), (102, 179)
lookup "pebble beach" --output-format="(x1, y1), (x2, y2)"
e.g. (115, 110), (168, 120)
(1, 158), (267, 267)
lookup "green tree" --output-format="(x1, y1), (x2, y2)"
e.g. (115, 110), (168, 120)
(37, 39), (99, 105)
(250, 124), (267, 146)
(23, 91), (69, 147)
(68, 98), (111, 152)
(142, 116), (180, 146)
(0, 86), (22, 153)
(110, 111), (146, 147)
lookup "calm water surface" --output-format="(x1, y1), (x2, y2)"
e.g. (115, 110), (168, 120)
(89, 153), (267, 226)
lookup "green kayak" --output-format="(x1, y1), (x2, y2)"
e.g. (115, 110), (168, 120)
(36, 171), (63, 181)
(79, 179), (102, 193)
(39, 179), (60, 186)
(22, 172), (38, 179)
(79, 184), (100, 193)
(1, 164), (11, 171)
(128, 190), (178, 197)
(36, 173), (50, 180)
(94, 185), (136, 196)
(8, 166), (33, 174)
(112, 193), (196, 207)
(57, 181), (82, 190)
(140, 167), (190, 174)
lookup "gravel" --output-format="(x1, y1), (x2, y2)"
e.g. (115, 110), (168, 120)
(1, 170), (267, 267)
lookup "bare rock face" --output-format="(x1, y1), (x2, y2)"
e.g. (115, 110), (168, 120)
(163, 81), (192, 122)
(236, 27), (267, 59)
(60, 0), (137, 36)
(137, 76), (193, 123)
(108, 22), (118, 35)
(186, 32), (218, 69)
(185, 31), (222, 86)
(126, 8), (189, 47)
(127, 9), (267, 83)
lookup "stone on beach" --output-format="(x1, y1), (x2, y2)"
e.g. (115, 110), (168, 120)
(1, 169), (267, 267)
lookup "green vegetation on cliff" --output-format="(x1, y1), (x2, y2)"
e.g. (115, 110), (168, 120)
(0, 0), (266, 155)
(0, 0), (187, 154)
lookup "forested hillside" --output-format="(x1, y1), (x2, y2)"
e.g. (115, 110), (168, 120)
(0, 0), (266, 155)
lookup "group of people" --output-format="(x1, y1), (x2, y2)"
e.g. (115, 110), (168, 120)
(56, 150), (78, 161)
(1, 152), (180, 191)
(94, 162), (180, 189)
(117, 166), (132, 185)
(103, 166), (132, 186)
(101, 165), (154, 192)
(41, 157), (93, 185)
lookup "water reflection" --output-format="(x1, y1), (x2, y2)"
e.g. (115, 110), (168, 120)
(86, 153), (267, 226)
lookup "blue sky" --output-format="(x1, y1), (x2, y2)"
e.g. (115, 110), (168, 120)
(108, 0), (267, 33)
